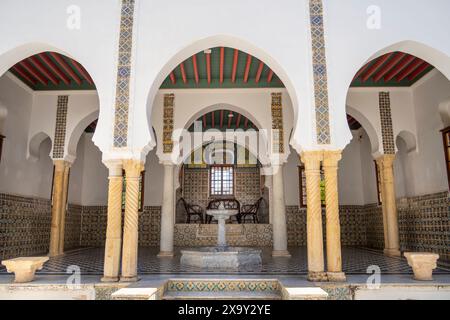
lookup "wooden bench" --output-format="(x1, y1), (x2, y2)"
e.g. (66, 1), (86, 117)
(2, 257), (49, 283)
(404, 252), (439, 281)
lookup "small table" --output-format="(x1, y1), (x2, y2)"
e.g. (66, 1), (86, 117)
(206, 208), (238, 247)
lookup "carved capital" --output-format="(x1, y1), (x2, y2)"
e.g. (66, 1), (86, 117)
(123, 159), (144, 178)
(322, 150), (342, 168)
(300, 151), (323, 171)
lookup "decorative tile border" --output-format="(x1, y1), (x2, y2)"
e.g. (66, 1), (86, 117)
(166, 280), (280, 293)
(52, 95), (69, 159)
(309, 0), (331, 144)
(113, 0), (136, 148)
(163, 94), (175, 153)
(271, 92), (284, 153)
(379, 92), (395, 154)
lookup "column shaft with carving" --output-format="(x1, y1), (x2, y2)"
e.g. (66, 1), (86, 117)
(377, 155), (400, 256)
(49, 160), (67, 257)
(301, 151), (326, 281)
(58, 163), (71, 255)
(102, 162), (124, 282)
(158, 163), (175, 257)
(120, 160), (144, 282)
(323, 151), (346, 282)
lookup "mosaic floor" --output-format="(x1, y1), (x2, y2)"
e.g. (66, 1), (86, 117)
(1, 247), (449, 276)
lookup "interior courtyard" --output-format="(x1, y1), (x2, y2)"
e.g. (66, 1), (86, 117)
(0, 0), (449, 300)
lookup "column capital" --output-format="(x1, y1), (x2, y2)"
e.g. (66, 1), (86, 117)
(53, 159), (72, 171)
(322, 150), (343, 168)
(103, 159), (123, 176)
(123, 159), (144, 178)
(300, 151), (323, 169)
(375, 154), (396, 167)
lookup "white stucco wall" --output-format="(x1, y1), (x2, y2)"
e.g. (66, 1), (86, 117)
(0, 74), (53, 198)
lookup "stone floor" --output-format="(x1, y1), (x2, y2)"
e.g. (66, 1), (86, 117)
(0, 247), (449, 276)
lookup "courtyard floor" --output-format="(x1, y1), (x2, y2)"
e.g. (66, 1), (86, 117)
(1, 247), (449, 276)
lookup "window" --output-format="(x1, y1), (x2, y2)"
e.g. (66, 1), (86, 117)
(210, 165), (234, 197)
(0, 135), (4, 163)
(122, 170), (145, 212)
(374, 161), (383, 205)
(442, 126), (450, 189)
(298, 165), (325, 208)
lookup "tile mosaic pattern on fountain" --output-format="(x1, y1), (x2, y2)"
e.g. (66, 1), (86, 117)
(309, 0), (331, 144)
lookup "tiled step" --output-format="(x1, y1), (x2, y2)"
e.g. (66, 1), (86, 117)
(163, 291), (281, 300)
(164, 279), (282, 300)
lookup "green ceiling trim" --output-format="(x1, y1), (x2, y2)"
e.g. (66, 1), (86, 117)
(188, 110), (258, 132)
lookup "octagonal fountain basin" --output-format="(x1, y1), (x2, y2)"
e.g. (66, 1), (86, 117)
(180, 247), (262, 272)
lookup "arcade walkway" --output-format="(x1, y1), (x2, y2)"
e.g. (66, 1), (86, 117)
(1, 247), (449, 276)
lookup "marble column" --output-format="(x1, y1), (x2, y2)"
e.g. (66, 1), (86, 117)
(271, 165), (290, 257)
(301, 151), (327, 282)
(57, 162), (71, 255)
(49, 160), (68, 257)
(102, 161), (124, 282)
(323, 151), (346, 282)
(120, 159), (144, 282)
(376, 155), (400, 257)
(158, 163), (175, 257)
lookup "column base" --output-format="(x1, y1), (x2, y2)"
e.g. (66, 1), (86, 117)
(120, 276), (140, 283)
(384, 248), (401, 257)
(307, 271), (328, 282)
(157, 251), (174, 258)
(101, 276), (119, 283)
(327, 272), (346, 282)
(272, 250), (291, 258)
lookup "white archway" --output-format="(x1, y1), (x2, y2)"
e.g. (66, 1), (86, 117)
(66, 110), (99, 161)
(28, 131), (52, 162)
(346, 105), (381, 157)
(134, 35), (300, 159)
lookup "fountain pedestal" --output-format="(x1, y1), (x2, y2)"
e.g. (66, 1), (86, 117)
(180, 204), (262, 271)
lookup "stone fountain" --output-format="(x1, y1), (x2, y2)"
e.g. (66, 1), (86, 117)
(180, 202), (262, 271)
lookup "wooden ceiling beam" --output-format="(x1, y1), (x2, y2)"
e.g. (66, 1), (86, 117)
(235, 114), (241, 128)
(169, 72), (176, 84)
(244, 117), (249, 129)
(372, 52), (406, 82)
(12, 65), (37, 86)
(267, 69), (274, 83)
(243, 54), (252, 83)
(49, 52), (82, 85)
(211, 111), (215, 128)
(396, 58), (424, 82)
(38, 53), (71, 85)
(228, 111), (233, 128)
(206, 52), (211, 85)
(362, 53), (393, 82)
(384, 55), (415, 82)
(72, 60), (94, 85)
(231, 49), (239, 83)
(220, 110), (224, 128)
(180, 62), (187, 84)
(220, 47), (224, 84)
(408, 62), (430, 81)
(29, 56), (59, 85)
(20, 61), (48, 85)
(192, 54), (199, 84)
(255, 61), (264, 83)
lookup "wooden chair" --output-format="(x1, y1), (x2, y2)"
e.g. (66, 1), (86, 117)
(240, 197), (263, 224)
(206, 199), (241, 224)
(179, 197), (204, 224)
